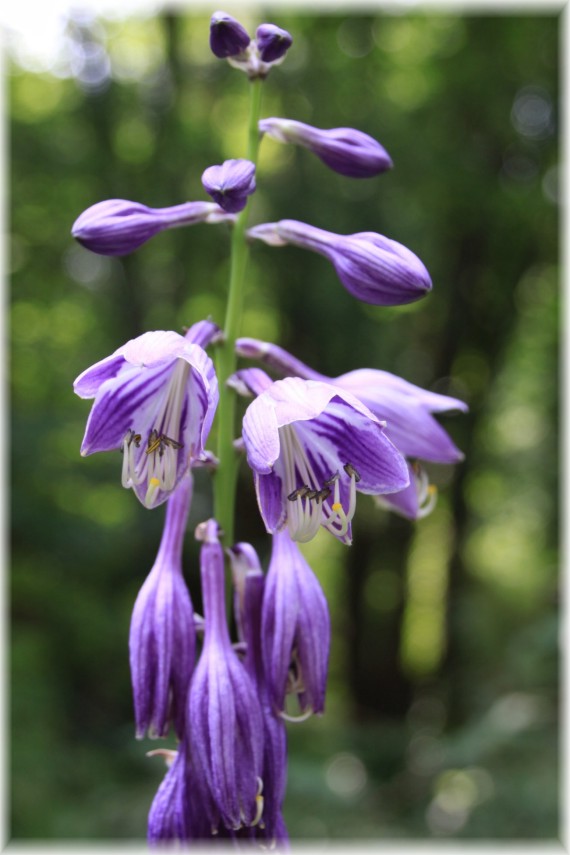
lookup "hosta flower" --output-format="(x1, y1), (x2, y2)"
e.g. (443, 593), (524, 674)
(262, 530), (330, 719)
(209, 11), (251, 58)
(202, 159), (256, 214)
(259, 117), (392, 178)
(255, 24), (293, 63)
(74, 321), (219, 509)
(187, 520), (264, 833)
(229, 544), (288, 841)
(71, 199), (232, 256)
(129, 474), (195, 739)
(247, 219), (431, 306)
(232, 368), (409, 544)
(236, 337), (467, 518)
(147, 748), (193, 842)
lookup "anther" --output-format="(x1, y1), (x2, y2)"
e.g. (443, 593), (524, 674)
(324, 471), (340, 486)
(343, 463), (361, 482)
(315, 487), (331, 503)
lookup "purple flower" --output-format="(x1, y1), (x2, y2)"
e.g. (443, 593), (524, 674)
(202, 159), (256, 214)
(255, 24), (293, 63)
(236, 337), (467, 518)
(232, 368), (409, 544)
(147, 749), (192, 842)
(129, 474), (195, 739)
(247, 219), (432, 306)
(229, 544), (288, 842)
(259, 117), (392, 178)
(187, 520), (264, 833)
(262, 529), (331, 718)
(209, 11), (251, 58)
(71, 199), (232, 256)
(74, 321), (219, 509)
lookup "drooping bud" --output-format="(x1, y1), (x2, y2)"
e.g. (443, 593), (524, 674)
(261, 529), (331, 719)
(259, 117), (392, 178)
(209, 11), (251, 58)
(202, 159), (256, 214)
(248, 219), (432, 306)
(187, 520), (264, 833)
(129, 474), (196, 739)
(71, 199), (232, 256)
(255, 24), (293, 63)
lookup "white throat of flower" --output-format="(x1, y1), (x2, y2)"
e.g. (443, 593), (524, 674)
(121, 360), (190, 507)
(279, 424), (357, 543)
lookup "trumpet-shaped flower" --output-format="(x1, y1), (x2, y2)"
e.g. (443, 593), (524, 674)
(259, 117), (392, 178)
(236, 337), (467, 518)
(74, 321), (219, 509)
(247, 219), (431, 306)
(129, 474), (195, 739)
(262, 530), (330, 719)
(233, 368), (409, 544)
(187, 520), (264, 833)
(71, 199), (232, 256)
(202, 159), (256, 214)
(229, 544), (288, 842)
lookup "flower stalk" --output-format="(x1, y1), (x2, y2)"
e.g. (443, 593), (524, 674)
(214, 78), (263, 547)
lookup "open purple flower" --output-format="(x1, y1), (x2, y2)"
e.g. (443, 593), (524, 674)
(262, 530), (330, 719)
(209, 11), (251, 58)
(129, 474), (195, 739)
(232, 368), (409, 544)
(187, 520), (264, 833)
(74, 321), (219, 509)
(247, 219), (432, 306)
(236, 337), (467, 518)
(255, 24), (293, 63)
(259, 117), (392, 178)
(229, 544), (288, 842)
(71, 199), (232, 256)
(202, 159), (256, 214)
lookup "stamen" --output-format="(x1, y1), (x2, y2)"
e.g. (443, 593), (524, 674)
(279, 707), (314, 724)
(343, 462), (361, 483)
(145, 476), (161, 507)
(251, 777), (265, 827)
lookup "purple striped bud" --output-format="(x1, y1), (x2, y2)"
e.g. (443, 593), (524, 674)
(147, 749), (192, 842)
(255, 24), (293, 63)
(229, 544), (289, 843)
(129, 474), (196, 739)
(209, 11), (251, 58)
(262, 529), (331, 719)
(202, 159), (256, 214)
(248, 219), (432, 306)
(71, 199), (232, 256)
(259, 117), (392, 178)
(187, 520), (264, 833)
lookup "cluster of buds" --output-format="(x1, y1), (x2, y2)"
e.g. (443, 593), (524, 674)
(72, 10), (467, 846)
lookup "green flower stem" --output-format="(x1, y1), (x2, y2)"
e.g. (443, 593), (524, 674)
(214, 78), (263, 547)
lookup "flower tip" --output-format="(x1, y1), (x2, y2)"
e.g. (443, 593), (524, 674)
(255, 23), (293, 63)
(210, 11), (251, 58)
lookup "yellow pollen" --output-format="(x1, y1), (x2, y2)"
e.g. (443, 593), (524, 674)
(332, 502), (342, 512)
(149, 477), (160, 487)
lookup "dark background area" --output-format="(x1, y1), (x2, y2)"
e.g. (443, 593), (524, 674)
(9, 7), (559, 841)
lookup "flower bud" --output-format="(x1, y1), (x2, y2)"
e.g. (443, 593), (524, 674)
(255, 24), (293, 63)
(248, 219), (432, 306)
(202, 159), (256, 214)
(129, 475), (196, 739)
(259, 117), (392, 178)
(71, 199), (231, 256)
(209, 11), (251, 58)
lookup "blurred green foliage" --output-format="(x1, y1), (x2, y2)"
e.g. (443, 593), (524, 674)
(9, 8), (559, 842)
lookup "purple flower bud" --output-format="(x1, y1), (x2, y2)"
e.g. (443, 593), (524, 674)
(259, 117), (392, 178)
(262, 530), (331, 719)
(209, 11), (251, 58)
(129, 474), (196, 739)
(248, 219), (432, 306)
(71, 199), (231, 256)
(202, 159), (256, 214)
(147, 749), (191, 842)
(255, 24), (293, 63)
(187, 520), (264, 833)
(229, 545), (288, 843)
